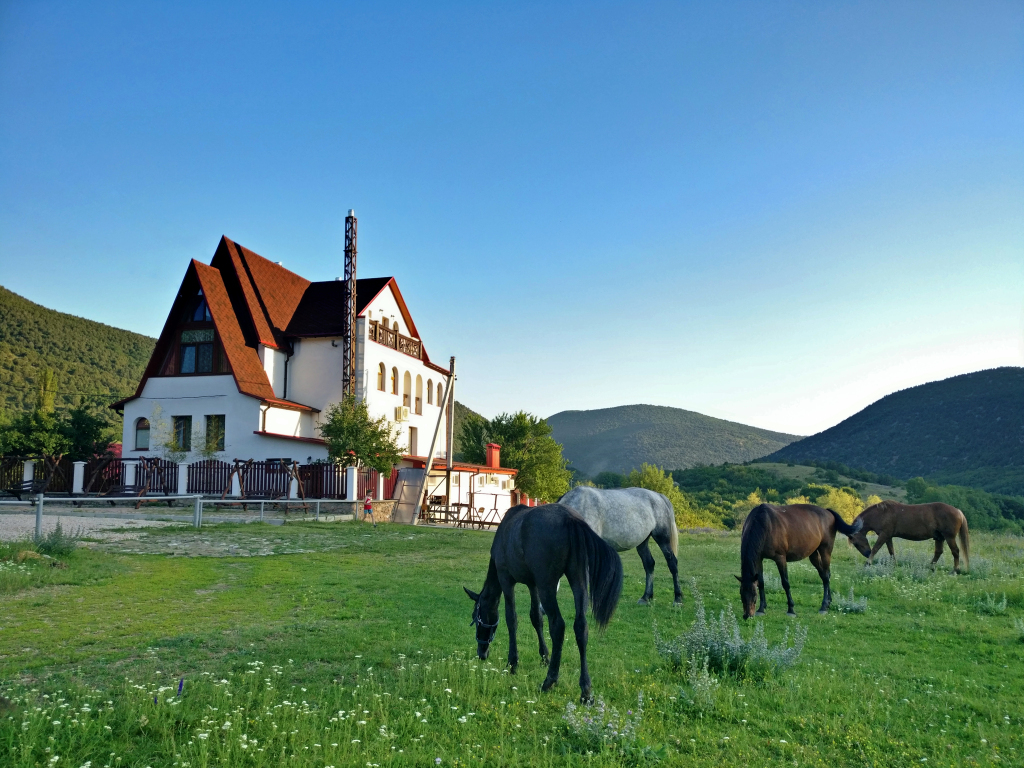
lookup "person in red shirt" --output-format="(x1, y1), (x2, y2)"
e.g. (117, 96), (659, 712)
(363, 492), (376, 528)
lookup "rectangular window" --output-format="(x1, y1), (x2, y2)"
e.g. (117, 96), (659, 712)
(172, 415), (192, 451)
(205, 414), (225, 452)
(408, 426), (418, 456)
(180, 330), (216, 374)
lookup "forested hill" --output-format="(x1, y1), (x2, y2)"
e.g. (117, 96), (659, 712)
(766, 367), (1024, 495)
(0, 285), (155, 418)
(546, 404), (801, 477)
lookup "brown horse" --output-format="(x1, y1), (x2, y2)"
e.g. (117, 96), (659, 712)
(848, 500), (970, 574)
(737, 503), (861, 619)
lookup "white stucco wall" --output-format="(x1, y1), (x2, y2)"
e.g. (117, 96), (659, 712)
(258, 345), (288, 398)
(120, 375), (329, 464)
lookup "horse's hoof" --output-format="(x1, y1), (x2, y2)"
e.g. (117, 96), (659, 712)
(540, 655), (550, 665)
(673, 598), (684, 607)
(819, 609), (829, 615)
(637, 597), (651, 606)
(580, 692), (594, 705)
(509, 664), (518, 675)
(541, 677), (558, 692)
(754, 610), (766, 617)
(787, 611), (797, 617)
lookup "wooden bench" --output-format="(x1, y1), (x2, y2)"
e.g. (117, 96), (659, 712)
(1, 480), (47, 501)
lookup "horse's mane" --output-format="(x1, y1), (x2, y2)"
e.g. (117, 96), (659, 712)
(740, 504), (772, 578)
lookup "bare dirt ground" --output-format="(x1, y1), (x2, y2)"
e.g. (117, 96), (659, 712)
(0, 513), (180, 543)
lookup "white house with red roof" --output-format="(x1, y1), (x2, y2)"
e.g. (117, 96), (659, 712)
(111, 233), (522, 518)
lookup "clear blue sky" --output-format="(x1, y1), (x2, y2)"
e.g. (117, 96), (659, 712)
(1, 1), (1021, 435)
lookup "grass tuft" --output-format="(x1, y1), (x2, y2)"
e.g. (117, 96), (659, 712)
(832, 586), (867, 613)
(36, 518), (82, 556)
(975, 592), (1008, 615)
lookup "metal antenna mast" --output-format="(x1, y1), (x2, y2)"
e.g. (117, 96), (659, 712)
(342, 209), (358, 397)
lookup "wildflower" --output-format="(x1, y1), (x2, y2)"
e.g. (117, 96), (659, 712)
(780, 739), (787, 744)
(351, 739), (361, 744)
(178, 679), (184, 696)
(435, 760), (442, 765)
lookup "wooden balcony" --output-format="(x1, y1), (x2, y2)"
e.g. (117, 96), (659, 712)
(368, 320), (422, 359)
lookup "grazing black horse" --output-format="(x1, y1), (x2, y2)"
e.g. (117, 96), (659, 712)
(464, 503), (623, 703)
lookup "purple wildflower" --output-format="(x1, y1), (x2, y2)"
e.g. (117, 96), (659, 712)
(178, 678), (184, 696)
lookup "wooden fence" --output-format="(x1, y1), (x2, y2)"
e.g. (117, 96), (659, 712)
(239, 460), (294, 498)
(298, 463), (347, 499)
(83, 457), (125, 495)
(187, 460), (232, 494)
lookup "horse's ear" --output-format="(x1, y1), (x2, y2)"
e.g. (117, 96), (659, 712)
(734, 575), (742, 583)
(464, 587), (480, 602)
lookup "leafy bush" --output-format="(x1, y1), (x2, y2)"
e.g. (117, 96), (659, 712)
(975, 593), (1008, 616)
(1014, 617), (1024, 642)
(36, 518), (80, 556)
(654, 581), (807, 680)
(832, 587), (867, 614)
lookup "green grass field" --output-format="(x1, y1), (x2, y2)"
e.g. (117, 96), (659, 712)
(2, 521), (1023, 767)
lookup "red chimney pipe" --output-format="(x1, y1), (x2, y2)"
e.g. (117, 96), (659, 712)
(485, 443), (501, 469)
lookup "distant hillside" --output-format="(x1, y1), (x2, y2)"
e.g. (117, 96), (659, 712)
(546, 404), (801, 477)
(766, 367), (1024, 495)
(451, 400), (483, 459)
(0, 286), (155, 421)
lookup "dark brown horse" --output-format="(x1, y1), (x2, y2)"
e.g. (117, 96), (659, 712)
(848, 500), (970, 574)
(464, 503), (623, 703)
(738, 503), (861, 619)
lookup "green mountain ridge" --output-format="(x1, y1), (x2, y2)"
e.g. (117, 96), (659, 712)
(0, 285), (155, 422)
(766, 367), (1024, 495)
(546, 403), (802, 477)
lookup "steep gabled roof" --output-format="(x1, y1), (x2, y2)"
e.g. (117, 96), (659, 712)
(193, 261), (276, 400)
(112, 236), (449, 412)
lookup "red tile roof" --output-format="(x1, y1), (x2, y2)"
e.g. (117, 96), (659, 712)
(112, 235), (450, 412)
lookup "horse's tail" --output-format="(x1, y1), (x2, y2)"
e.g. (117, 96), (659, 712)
(828, 508), (861, 536)
(567, 516), (623, 629)
(669, 512), (679, 556)
(958, 512), (970, 572)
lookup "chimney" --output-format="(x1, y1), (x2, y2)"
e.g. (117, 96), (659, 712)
(486, 443), (501, 469)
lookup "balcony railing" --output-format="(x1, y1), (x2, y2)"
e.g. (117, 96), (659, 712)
(368, 320), (422, 359)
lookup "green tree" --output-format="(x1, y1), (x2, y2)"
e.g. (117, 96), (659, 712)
(318, 395), (404, 474)
(35, 368), (59, 413)
(459, 411), (571, 501)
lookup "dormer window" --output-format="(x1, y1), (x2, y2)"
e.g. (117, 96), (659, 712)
(183, 296), (212, 323)
(180, 329), (215, 373)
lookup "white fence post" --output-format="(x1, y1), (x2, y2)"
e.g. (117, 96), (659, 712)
(375, 471), (384, 501)
(23, 461), (33, 483)
(193, 496), (203, 528)
(230, 472), (241, 497)
(72, 461), (86, 495)
(177, 463), (189, 496)
(124, 461), (136, 487)
(345, 467), (358, 501)
(289, 475), (299, 500)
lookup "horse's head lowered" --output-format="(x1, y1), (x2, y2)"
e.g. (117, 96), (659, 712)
(847, 529), (872, 558)
(463, 587), (499, 660)
(735, 574), (758, 620)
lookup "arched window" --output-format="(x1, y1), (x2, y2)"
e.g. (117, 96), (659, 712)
(391, 367), (398, 395)
(403, 371), (412, 408)
(382, 317), (389, 329)
(437, 382), (443, 405)
(377, 363), (386, 391)
(415, 375), (423, 414)
(427, 379), (433, 405)
(135, 418), (150, 451)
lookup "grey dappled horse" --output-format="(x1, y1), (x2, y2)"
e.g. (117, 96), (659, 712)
(559, 486), (682, 605)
